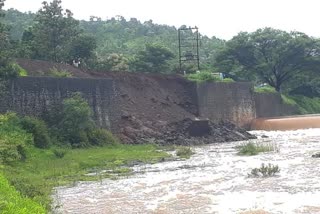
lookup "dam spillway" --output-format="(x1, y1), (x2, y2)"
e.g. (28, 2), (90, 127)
(251, 114), (320, 131)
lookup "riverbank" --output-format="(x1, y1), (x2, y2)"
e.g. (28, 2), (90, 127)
(2, 144), (170, 212)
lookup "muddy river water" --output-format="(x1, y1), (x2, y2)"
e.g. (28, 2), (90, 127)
(53, 129), (320, 214)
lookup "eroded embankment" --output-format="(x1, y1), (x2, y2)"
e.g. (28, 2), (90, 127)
(53, 129), (320, 214)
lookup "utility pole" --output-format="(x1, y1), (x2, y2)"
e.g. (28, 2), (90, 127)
(178, 26), (200, 73)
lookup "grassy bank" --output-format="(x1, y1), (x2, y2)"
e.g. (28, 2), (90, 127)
(0, 172), (45, 213)
(3, 144), (169, 211)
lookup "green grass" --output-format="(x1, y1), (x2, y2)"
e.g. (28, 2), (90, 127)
(0, 172), (45, 214)
(281, 94), (297, 106)
(3, 144), (170, 210)
(237, 142), (277, 156)
(254, 85), (277, 93)
(12, 63), (28, 77)
(219, 78), (235, 83)
(48, 68), (72, 78)
(187, 71), (219, 83)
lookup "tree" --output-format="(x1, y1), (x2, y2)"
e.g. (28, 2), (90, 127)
(0, 0), (18, 79)
(94, 53), (129, 72)
(67, 34), (97, 63)
(31, 0), (81, 62)
(59, 93), (94, 147)
(130, 43), (175, 73)
(215, 28), (320, 92)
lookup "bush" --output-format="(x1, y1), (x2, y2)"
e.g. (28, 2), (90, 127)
(281, 94), (297, 106)
(0, 58), (20, 79)
(254, 85), (277, 93)
(53, 148), (67, 158)
(57, 93), (94, 147)
(220, 78), (235, 83)
(0, 173), (45, 213)
(187, 71), (219, 82)
(48, 67), (72, 78)
(237, 142), (277, 156)
(88, 129), (119, 146)
(12, 63), (28, 76)
(249, 163), (280, 177)
(176, 147), (194, 158)
(20, 116), (51, 149)
(0, 113), (32, 164)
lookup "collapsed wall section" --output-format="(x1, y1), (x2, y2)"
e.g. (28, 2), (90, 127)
(197, 82), (256, 128)
(0, 77), (117, 129)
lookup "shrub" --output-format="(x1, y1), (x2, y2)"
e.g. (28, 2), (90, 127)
(254, 85), (277, 93)
(48, 67), (72, 78)
(88, 129), (119, 146)
(20, 116), (51, 149)
(0, 56), (19, 79)
(12, 63), (28, 76)
(249, 163), (280, 177)
(281, 94), (297, 106)
(0, 113), (32, 164)
(0, 173), (45, 213)
(237, 141), (277, 156)
(53, 148), (67, 158)
(187, 71), (219, 82)
(176, 147), (194, 158)
(220, 78), (235, 83)
(58, 93), (94, 147)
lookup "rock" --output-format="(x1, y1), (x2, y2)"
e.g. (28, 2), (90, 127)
(312, 153), (320, 158)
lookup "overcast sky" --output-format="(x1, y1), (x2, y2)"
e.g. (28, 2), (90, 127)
(4, 0), (320, 40)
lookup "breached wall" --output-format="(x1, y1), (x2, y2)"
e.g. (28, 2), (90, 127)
(0, 76), (285, 131)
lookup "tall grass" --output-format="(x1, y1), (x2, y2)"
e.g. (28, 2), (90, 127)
(237, 141), (278, 156)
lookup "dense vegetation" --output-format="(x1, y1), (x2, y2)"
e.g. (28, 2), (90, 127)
(0, 94), (169, 211)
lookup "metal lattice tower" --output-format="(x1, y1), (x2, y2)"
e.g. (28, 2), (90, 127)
(178, 26), (200, 72)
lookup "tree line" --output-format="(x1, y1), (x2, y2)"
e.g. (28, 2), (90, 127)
(1, 0), (320, 95)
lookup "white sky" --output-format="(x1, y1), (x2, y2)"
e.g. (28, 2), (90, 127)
(4, 0), (320, 40)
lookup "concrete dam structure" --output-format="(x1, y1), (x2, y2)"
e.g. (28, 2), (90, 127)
(0, 75), (315, 139)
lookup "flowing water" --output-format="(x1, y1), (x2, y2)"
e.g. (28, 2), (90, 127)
(53, 129), (320, 214)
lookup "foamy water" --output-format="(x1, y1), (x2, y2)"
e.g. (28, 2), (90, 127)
(53, 129), (320, 214)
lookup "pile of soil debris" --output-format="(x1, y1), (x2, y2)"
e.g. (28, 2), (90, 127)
(119, 116), (256, 145)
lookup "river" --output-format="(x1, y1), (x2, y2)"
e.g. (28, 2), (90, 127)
(53, 129), (320, 214)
